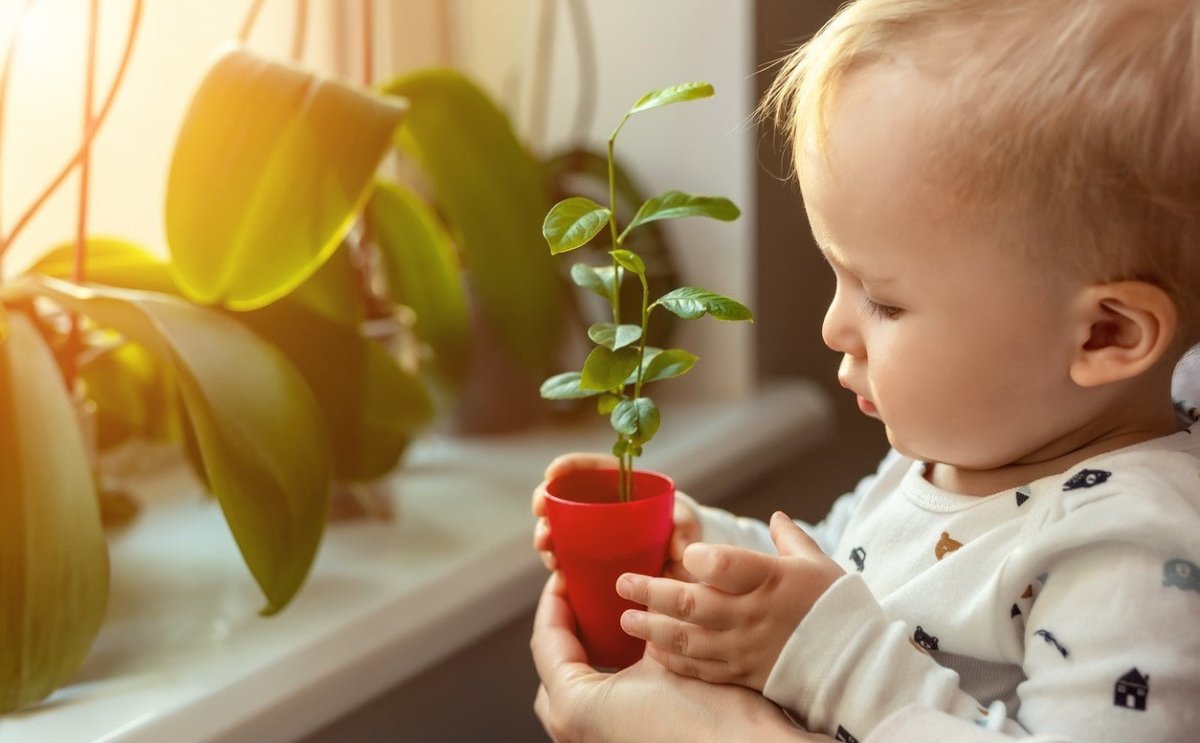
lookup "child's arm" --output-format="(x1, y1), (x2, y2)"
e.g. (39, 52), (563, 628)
(623, 464), (1200, 742)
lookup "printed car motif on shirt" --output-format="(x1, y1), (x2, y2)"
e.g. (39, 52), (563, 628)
(1062, 468), (1112, 490)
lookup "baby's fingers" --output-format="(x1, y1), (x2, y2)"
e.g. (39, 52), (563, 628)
(682, 543), (773, 595)
(620, 609), (726, 663)
(615, 574), (734, 629)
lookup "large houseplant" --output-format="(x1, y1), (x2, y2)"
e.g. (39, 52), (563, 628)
(0, 1), (564, 714)
(538, 81), (752, 667)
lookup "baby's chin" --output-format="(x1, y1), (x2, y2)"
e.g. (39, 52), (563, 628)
(884, 429), (1014, 471)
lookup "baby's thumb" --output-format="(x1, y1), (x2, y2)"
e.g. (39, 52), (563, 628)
(769, 511), (818, 557)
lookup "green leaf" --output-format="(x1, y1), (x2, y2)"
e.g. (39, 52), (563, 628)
(597, 393), (621, 415)
(25, 238), (178, 295)
(166, 46), (405, 310)
(385, 69), (561, 375)
(81, 342), (179, 449)
(620, 191), (740, 241)
(543, 197), (611, 255)
(0, 313), (107, 714)
(643, 348), (699, 383)
(653, 287), (753, 322)
(625, 346), (661, 386)
(580, 346), (641, 391)
(570, 263), (622, 300)
(29, 277), (331, 615)
(369, 179), (470, 389)
(611, 397), (661, 444)
(235, 253), (434, 482)
(588, 323), (642, 351)
(629, 82), (715, 115)
(609, 249), (645, 275)
(539, 371), (599, 400)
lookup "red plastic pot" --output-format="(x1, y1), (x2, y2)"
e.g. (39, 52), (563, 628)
(544, 467), (675, 668)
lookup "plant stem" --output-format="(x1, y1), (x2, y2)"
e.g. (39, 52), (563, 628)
(238, 0), (268, 42)
(0, 0), (143, 264)
(291, 0), (309, 61)
(64, 0), (99, 391)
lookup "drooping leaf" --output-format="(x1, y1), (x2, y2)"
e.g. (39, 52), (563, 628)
(0, 314), (107, 714)
(642, 348), (698, 384)
(653, 287), (753, 322)
(609, 249), (645, 275)
(385, 69), (561, 375)
(166, 45), (406, 310)
(628, 82), (714, 115)
(25, 238), (178, 295)
(587, 323), (642, 351)
(570, 263), (622, 300)
(28, 277), (331, 615)
(236, 252), (434, 482)
(544, 197), (611, 255)
(369, 179), (470, 389)
(611, 396), (660, 444)
(580, 346), (641, 391)
(539, 371), (600, 400)
(620, 191), (740, 241)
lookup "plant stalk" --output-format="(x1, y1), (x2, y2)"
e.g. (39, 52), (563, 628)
(64, 0), (100, 391)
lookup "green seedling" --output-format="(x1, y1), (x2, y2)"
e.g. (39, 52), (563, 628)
(540, 82), (753, 502)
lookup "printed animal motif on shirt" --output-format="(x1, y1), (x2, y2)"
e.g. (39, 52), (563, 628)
(910, 625), (939, 653)
(935, 531), (963, 560)
(848, 546), (866, 572)
(1015, 485), (1031, 507)
(835, 724), (859, 743)
(1163, 558), (1200, 592)
(1033, 629), (1068, 658)
(1114, 668), (1149, 711)
(1062, 468), (1111, 490)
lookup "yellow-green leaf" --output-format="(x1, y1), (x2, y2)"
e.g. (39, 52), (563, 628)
(384, 69), (561, 375)
(543, 197), (611, 254)
(25, 238), (177, 295)
(166, 45), (406, 310)
(369, 179), (470, 389)
(629, 82), (714, 115)
(29, 277), (331, 615)
(0, 314), (107, 713)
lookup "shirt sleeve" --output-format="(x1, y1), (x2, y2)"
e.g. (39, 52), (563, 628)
(682, 451), (893, 555)
(762, 573), (1026, 741)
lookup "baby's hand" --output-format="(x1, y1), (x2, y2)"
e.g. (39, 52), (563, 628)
(615, 512), (845, 691)
(531, 453), (701, 578)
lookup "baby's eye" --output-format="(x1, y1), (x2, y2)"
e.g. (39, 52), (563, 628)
(861, 297), (902, 320)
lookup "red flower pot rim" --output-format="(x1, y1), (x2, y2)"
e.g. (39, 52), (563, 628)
(544, 468), (675, 508)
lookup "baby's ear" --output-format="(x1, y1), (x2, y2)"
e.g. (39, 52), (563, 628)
(1069, 281), (1178, 388)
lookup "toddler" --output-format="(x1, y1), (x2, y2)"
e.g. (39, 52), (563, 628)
(533, 0), (1200, 740)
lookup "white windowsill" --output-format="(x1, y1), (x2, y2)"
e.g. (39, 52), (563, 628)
(5, 379), (832, 743)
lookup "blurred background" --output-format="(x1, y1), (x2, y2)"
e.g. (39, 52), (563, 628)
(0, 0), (887, 738)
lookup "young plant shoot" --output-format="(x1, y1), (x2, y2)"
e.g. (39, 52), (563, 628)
(540, 82), (752, 502)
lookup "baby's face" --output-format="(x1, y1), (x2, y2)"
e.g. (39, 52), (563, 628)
(799, 60), (1098, 470)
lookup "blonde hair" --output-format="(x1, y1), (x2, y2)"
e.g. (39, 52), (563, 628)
(763, 0), (1200, 339)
